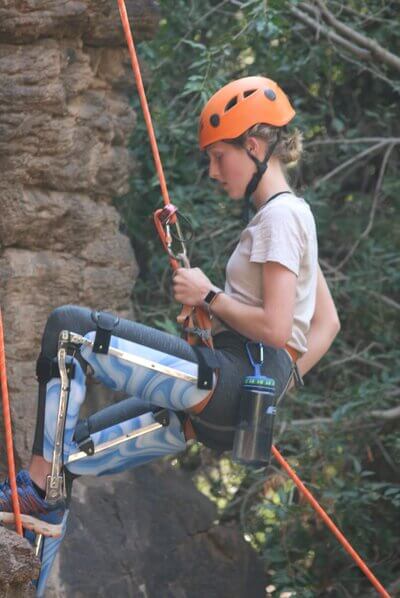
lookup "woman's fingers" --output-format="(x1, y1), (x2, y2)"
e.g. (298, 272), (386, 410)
(172, 267), (211, 307)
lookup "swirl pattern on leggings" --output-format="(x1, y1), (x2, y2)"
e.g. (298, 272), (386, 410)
(80, 332), (213, 411)
(43, 359), (86, 463)
(66, 410), (186, 476)
(35, 511), (69, 598)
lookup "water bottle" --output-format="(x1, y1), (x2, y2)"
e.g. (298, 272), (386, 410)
(232, 342), (277, 466)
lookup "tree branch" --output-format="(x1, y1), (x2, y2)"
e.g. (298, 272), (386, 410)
(288, 4), (371, 60)
(306, 137), (400, 147)
(334, 142), (396, 271)
(287, 405), (400, 427)
(312, 141), (387, 189)
(311, 0), (400, 73)
(370, 405), (400, 420)
(329, 1), (393, 26)
(331, 42), (399, 91)
(366, 290), (400, 312)
(319, 342), (385, 372)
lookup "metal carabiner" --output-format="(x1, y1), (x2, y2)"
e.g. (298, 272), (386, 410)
(245, 342), (264, 377)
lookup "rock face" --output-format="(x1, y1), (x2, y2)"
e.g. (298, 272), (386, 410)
(0, 0), (162, 468)
(0, 526), (40, 597)
(0, 1), (266, 596)
(45, 464), (266, 597)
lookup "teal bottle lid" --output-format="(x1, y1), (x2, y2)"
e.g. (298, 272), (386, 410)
(243, 375), (276, 395)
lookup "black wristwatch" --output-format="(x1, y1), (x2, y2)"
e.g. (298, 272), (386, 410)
(203, 289), (223, 314)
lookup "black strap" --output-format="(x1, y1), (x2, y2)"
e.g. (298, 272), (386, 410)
(74, 419), (94, 456)
(36, 354), (75, 384)
(260, 190), (292, 206)
(153, 408), (170, 427)
(243, 129), (282, 222)
(191, 346), (220, 391)
(73, 407), (170, 457)
(293, 363), (304, 389)
(91, 310), (120, 354)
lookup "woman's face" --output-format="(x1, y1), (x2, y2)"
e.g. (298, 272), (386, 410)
(206, 141), (255, 200)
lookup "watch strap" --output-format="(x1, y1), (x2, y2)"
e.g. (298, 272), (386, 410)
(203, 289), (223, 313)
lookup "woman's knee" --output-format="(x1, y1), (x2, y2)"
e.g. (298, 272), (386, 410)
(41, 304), (93, 357)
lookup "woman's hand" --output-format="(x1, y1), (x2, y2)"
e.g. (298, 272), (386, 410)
(172, 267), (215, 307)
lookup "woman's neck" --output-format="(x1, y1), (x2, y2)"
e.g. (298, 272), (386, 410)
(251, 160), (292, 211)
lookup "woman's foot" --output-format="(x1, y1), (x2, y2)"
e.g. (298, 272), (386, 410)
(0, 470), (65, 537)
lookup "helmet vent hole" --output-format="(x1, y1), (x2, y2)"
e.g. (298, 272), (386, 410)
(264, 88), (276, 101)
(243, 89), (256, 98)
(224, 96), (238, 112)
(210, 114), (220, 127)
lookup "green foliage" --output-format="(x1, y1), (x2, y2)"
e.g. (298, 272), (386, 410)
(117, 1), (400, 595)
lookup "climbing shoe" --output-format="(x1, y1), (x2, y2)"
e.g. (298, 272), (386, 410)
(0, 470), (65, 537)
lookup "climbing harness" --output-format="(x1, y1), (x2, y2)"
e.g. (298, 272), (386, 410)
(0, 309), (23, 536)
(116, 5), (391, 597)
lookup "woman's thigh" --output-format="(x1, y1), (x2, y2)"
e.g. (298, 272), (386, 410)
(41, 305), (198, 364)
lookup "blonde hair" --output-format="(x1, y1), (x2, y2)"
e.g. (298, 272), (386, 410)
(232, 125), (303, 167)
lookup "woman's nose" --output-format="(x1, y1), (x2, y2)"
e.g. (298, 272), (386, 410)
(208, 158), (220, 180)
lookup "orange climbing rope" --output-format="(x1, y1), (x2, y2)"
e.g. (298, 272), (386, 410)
(0, 309), (23, 536)
(272, 446), (391, 598)
(116, 3), (391, 596)
(117, 0), (212, 348)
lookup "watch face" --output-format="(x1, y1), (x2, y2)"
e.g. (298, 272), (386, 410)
(204, 290), (217, 304)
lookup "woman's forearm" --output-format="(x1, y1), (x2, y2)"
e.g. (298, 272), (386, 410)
(211, 292), (289, 347)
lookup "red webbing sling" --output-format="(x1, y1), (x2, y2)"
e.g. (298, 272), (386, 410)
(116, 4), (391, 596)
(0, 309), (23, 536)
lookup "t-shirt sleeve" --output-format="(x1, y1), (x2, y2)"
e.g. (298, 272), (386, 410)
(250, 204), (306, 276)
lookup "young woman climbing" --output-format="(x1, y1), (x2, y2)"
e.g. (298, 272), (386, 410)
(0, 76), (340, 595)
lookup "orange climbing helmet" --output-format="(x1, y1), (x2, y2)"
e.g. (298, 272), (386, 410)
(199, 76), (295, 150)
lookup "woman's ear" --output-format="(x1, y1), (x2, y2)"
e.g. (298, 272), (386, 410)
(245, 136), (262, 157)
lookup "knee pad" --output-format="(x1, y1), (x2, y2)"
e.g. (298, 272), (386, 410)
(42, 305), (92, 356)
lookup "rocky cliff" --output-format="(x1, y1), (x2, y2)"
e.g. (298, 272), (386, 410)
(0, 526), (40, 597)
(0, 0), (161, 468)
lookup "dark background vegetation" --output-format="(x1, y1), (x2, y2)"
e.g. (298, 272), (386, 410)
(118, 1), (400, 596)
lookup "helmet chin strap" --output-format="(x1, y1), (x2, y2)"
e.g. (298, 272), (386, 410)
(243, 130), (282, 222)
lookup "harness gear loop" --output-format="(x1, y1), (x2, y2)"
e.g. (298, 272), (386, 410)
(0, 309), (23, 535)
(117, 0), (212, 348)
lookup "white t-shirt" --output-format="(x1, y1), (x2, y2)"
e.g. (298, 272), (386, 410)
(212, 193), (318, 354)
